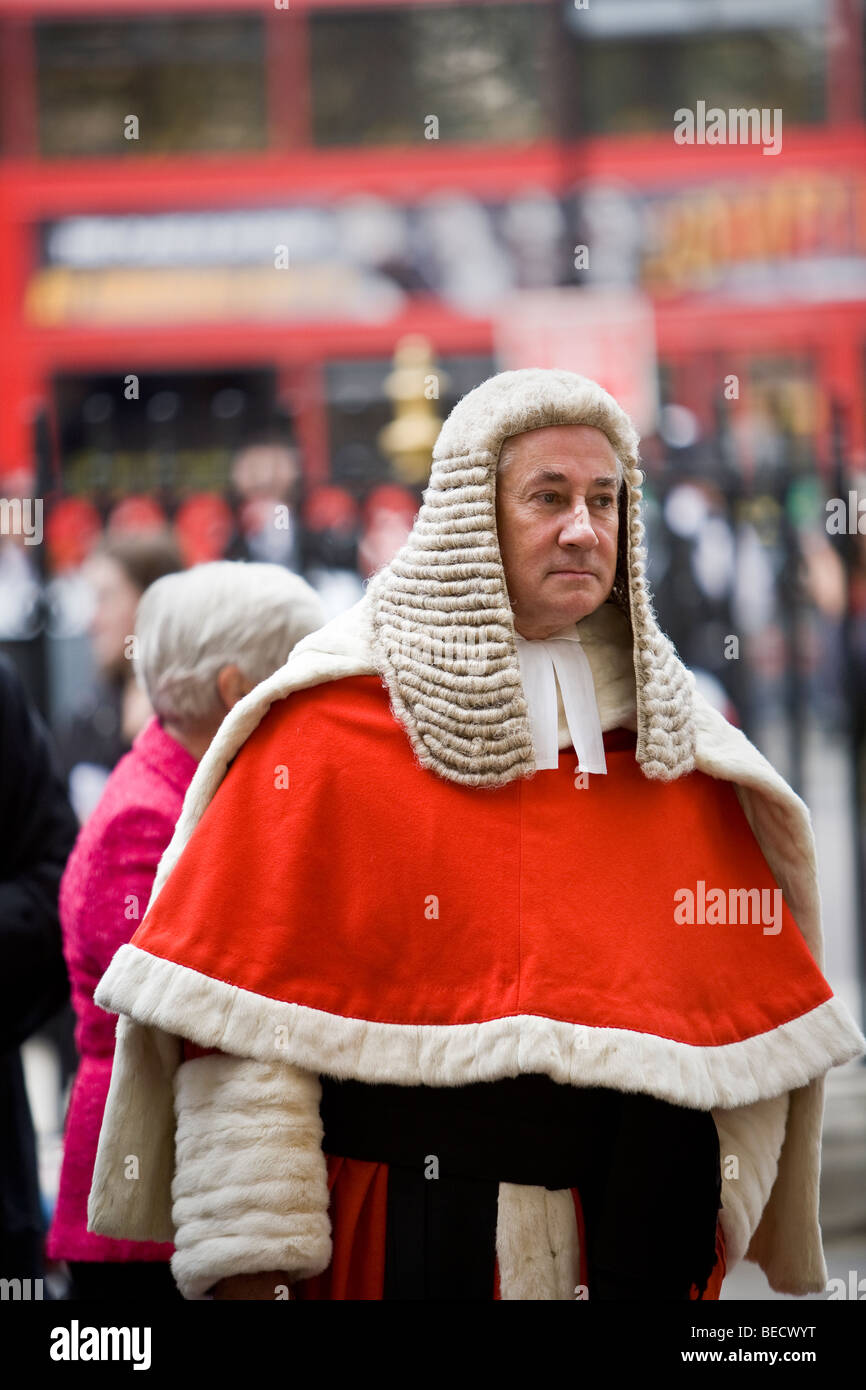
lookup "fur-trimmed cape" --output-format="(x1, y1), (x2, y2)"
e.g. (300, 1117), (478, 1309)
(90, 598), (864, 1295)
(90, 368), (866, 1297)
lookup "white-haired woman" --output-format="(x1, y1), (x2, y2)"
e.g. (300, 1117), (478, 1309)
(47, 562), (324, 1301)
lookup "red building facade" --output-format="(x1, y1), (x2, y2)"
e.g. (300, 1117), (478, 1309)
(0, 0), (864, 499)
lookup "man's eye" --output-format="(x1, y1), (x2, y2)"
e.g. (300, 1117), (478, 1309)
(594, 496), (615, 508)
(536, 492), (559, 504)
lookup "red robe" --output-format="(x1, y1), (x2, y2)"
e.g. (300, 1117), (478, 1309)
(133, 675), (831, 1051)
(132, 671), (839, 1300)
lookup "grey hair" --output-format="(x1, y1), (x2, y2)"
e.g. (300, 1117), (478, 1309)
(496, 430), (625, 492)
(134, 560), (325, 732)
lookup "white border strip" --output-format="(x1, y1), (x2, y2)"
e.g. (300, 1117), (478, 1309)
(96, 943), (866, 1111)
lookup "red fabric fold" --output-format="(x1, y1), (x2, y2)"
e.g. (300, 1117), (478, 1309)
(133, 674), (831, 1051)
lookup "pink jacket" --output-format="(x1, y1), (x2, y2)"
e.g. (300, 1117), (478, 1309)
(47, 715), (197, 1262)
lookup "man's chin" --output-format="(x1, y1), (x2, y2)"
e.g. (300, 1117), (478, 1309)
(547, 576), (607, 613)
(539, 596), (608, 632)
(511, 579), (614, 638)
(566, 601), (602, 624)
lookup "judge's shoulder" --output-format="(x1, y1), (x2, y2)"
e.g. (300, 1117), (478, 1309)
(225, 673), (393, 774)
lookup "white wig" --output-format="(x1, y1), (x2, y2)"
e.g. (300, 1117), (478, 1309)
(134, 561), (325, 732)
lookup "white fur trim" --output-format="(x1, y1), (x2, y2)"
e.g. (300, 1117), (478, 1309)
(96, 944), (862, 1109)
(496, 1184), (581, 1300)
(745, 1076), (830, 1294)
(87, 1014), (180, 1244)
(712, 1093), (789, 1274)
(170, 1054), (332, 1300)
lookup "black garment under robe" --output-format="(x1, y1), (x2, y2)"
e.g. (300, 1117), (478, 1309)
(319, 1072), (723, 1301)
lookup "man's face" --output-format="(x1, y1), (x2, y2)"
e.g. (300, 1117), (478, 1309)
(495, 424), (621, 640)
(231, 444), (299, 502)
(83, 553), (142, 678)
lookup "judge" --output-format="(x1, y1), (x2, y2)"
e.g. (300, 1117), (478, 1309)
(88, 368), (865, 1300)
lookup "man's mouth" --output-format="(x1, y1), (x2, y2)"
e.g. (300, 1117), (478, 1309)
(549, 569), (595, 578)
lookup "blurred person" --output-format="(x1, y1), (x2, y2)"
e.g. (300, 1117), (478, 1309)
(226, 432), (304, 571)
(173, 493), (235, 568)
(88, 371), (863, 1302)
(0, 654), (78, 1287)
(55, 530), (183, 825)
(47, 529), (183, 1134)
(0, 472), (45, 641)
(852, 524), (866, 694)
(357, 483), (418, 578)
(0, 538), (41, 642)
(47, 562), (324, 1301)
(43, 498), (105, 644)
(301, 485), (365, 620)
(799, 527), (849, 731)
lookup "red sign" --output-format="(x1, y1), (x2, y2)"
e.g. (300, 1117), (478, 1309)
(493, 288), (659, 434)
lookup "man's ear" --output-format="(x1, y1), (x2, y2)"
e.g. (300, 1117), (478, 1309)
(216, 663), (253, 712)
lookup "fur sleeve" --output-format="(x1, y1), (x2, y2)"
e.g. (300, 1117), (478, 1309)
(711, 1092), (789, 1272)
(170, 1053), (332, 1300)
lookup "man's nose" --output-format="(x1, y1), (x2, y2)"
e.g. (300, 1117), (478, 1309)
(558, 500), (598, 546)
